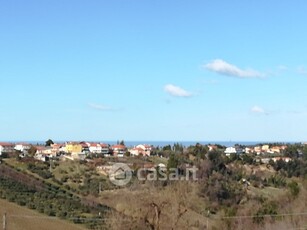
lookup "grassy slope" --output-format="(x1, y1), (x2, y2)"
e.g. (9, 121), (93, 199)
(0, 199), (86, 230)
(99, 183), (211, 229)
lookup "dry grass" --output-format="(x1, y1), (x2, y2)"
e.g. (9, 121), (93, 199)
(0, 199), (86, 230)
(100, 178), (307, 230)
(100, 181), (211, 229)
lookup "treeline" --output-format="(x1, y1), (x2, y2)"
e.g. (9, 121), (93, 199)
(270, 158), (307, 178)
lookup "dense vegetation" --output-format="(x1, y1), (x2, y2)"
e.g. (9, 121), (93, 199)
(104, 143), (307, 229)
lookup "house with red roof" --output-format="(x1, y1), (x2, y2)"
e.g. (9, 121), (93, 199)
(88, 143), (102, 153)
(0, 142), (14, 156)
(100, 143), (110, 155)
(83, 142), (110, 154)
(129, 144), (152, 156)
(51, 143), (65, 155)
(129, 147), (146, 156)
(36, 146), (53, 155)
(111, 144), (126, 157)
(14, 143), (31, 153)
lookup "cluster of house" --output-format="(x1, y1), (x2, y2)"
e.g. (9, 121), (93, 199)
(223, 144), (293, 163)
(0, 142), (28, 155)
(224, 144), (288, 155)
(1, 142), (304, 165)
(0, 142), (153, 161)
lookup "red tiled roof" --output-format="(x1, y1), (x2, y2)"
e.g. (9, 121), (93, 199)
(0, 142), (14, 147)
(52, 144), (63, 148)
(15, 143), (31, 146)
(112, 144), (126, 149)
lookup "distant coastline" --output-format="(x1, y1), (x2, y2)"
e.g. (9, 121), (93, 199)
(4, 140), (301, 148)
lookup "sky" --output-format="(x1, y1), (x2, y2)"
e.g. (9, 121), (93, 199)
(1, 0), (307, 142)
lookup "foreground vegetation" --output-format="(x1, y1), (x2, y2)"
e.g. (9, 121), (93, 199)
(0, 198), (86, 230)
(101, 143), (307, 229)
(1, 142), (307, 229)
(0, 160), (109, 229)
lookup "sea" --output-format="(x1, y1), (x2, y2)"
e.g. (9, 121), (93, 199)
(13, 140), (299, 148)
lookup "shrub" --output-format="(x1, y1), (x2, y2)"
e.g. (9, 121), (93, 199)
(288, 181), (300, 198)
(253, 201), (278, 225)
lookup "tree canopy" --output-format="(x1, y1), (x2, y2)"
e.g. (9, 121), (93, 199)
(45, 139), (54, 146)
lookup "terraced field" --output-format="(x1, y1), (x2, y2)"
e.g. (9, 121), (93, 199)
(0, 199), (86, 230)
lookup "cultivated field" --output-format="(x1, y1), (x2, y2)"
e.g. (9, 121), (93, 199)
(0, 199), (86, 230)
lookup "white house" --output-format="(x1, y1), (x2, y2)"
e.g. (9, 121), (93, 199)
(224, 147), (237, 154)
(51, 143), (65, 155)
(0, 143), (14, 156)
(244, 147), (253, 154)
(88, 143), (103, 153)
(129, 144), (152, 157)
(36, 146), (54, 155)
(136, 144), (152, 156)
(36, 146), (51, 154)
(111, 144), (126, 157)
(100, 144), (110, 154)
(261, 157), (292, 164)
(86, 143), (110, 154)
(129, 147), (145, 156)
(14, 143), (31, 153)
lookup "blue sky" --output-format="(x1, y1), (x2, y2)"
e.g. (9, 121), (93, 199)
(1, 0), (307, 142)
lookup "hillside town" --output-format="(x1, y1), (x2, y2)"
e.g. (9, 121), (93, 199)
(0, 141), (153, 160)
(1, 140), (306, 166)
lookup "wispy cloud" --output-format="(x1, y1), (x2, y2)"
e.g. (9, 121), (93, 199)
(286, 106), (307, 115)
(287, 110), (304, 115)
(164, 84), (193, 97)
(277, 65), (288, 71)
(204, 59), (264, 78)
(251, 105), (268, 115)
(88, 103), (114, 111)
(297, 66), (307, 75)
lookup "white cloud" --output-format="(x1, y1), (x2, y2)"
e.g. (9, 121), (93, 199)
(251, 105), (268, 115)
(88, 103), (113, 111)
(164, 84), (193, 97)
(204, 59), (264, 78)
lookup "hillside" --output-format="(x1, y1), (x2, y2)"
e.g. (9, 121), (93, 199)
(0, 199), (86, 230)
(1, 143), (307, 229)
(0, 160), (109, 229)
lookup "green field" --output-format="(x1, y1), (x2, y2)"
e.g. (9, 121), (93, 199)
(0, 199), (86, 230)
